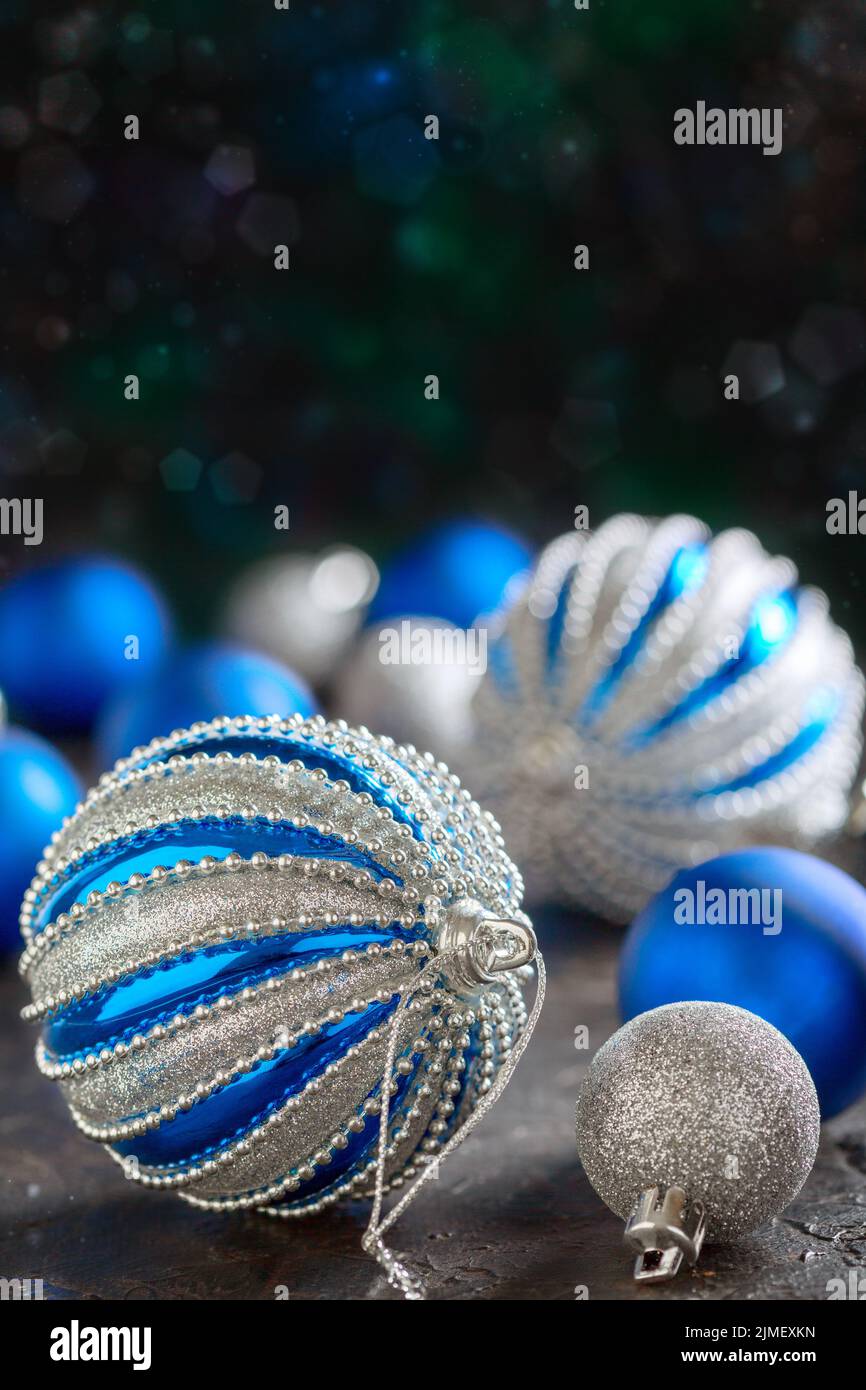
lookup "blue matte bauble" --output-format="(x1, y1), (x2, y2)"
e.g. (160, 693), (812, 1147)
(619, 847), (866, 1118)
(96, 642), (318, 768)
(0, 727), (82, 951)
(367, 520), (531, 631)
(0, 556), (172, 734)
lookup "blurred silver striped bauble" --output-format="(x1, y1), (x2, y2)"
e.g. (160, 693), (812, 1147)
(19, 714), (536, 1217)
(470, 514), (864, 921)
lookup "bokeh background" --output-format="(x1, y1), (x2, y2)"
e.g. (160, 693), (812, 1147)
(3, 3), (866, 1304)
(1, 0), (866, 918)
(1, 0), (865, 625)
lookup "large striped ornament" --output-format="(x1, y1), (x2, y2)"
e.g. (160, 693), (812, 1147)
(471, 514), (864, 922)
(19, 714), (536, 1227)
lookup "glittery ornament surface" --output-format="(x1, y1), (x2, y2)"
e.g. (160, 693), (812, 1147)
(19, 713), (534, 1219)
(576, 1002), (820, 1241)
(471, 515), (864, 921)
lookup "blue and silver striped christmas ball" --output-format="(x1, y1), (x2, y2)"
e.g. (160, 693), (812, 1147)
(471, 514), (864, 922)
(20, 714), (534, 1216)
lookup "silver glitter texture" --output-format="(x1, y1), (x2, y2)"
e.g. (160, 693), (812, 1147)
(576, 1002), (820, 1241)
(470, 514), (864, 921)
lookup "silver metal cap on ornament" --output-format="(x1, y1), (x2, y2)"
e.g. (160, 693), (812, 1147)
(623, 1184), (707, 1283)
(470, 513), (865, 921)
(18, 713), (542, 1297)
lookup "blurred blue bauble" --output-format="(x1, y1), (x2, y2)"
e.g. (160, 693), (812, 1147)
(96, 642), (318, 768)
(0, 727), (82, 951)
(367, 520), (531, 632)
(619, 847), (866, 1118)
(0, 556), (172, 734)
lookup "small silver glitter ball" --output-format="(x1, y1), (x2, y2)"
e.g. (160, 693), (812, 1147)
(471, 514), (864, 920)
(576, 1002), (820, 1241)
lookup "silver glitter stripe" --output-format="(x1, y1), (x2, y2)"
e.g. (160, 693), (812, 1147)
(180, 1015), (469, 1209)
(22, 810), (425, 937)
(23, 914), (426, 1021)
(165, 1012), (451, 1202)
(105, 997), (455, 1198)
(96, 714), (442, 837)
(22, 854), (430, 988)
(45, 758), (435, 879)
(44, 940), (427, 1093)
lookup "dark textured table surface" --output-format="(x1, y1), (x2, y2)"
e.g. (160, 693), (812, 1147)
(3, 870), (866, 1302)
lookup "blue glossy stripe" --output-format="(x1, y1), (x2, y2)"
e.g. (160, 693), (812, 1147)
(699, 697), (839, 796)
(546, 564), (578, 674)
(47, 924), (428, 1060)
(628, 590), (799, 747)
(487, 632), (520, 696)
(123, 731), (428, 842)
(32, 817), (401, 935)
(111, 999), (398, 1168)
(581, 544), (708, 725)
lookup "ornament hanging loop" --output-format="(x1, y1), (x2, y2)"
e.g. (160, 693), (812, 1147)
(363, 927), (545, 1299)
(435, 897), (537, 993)
(624, 1185), (707, 1283)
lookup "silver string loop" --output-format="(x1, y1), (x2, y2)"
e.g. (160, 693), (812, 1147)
(361, 944), (546, 1299)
